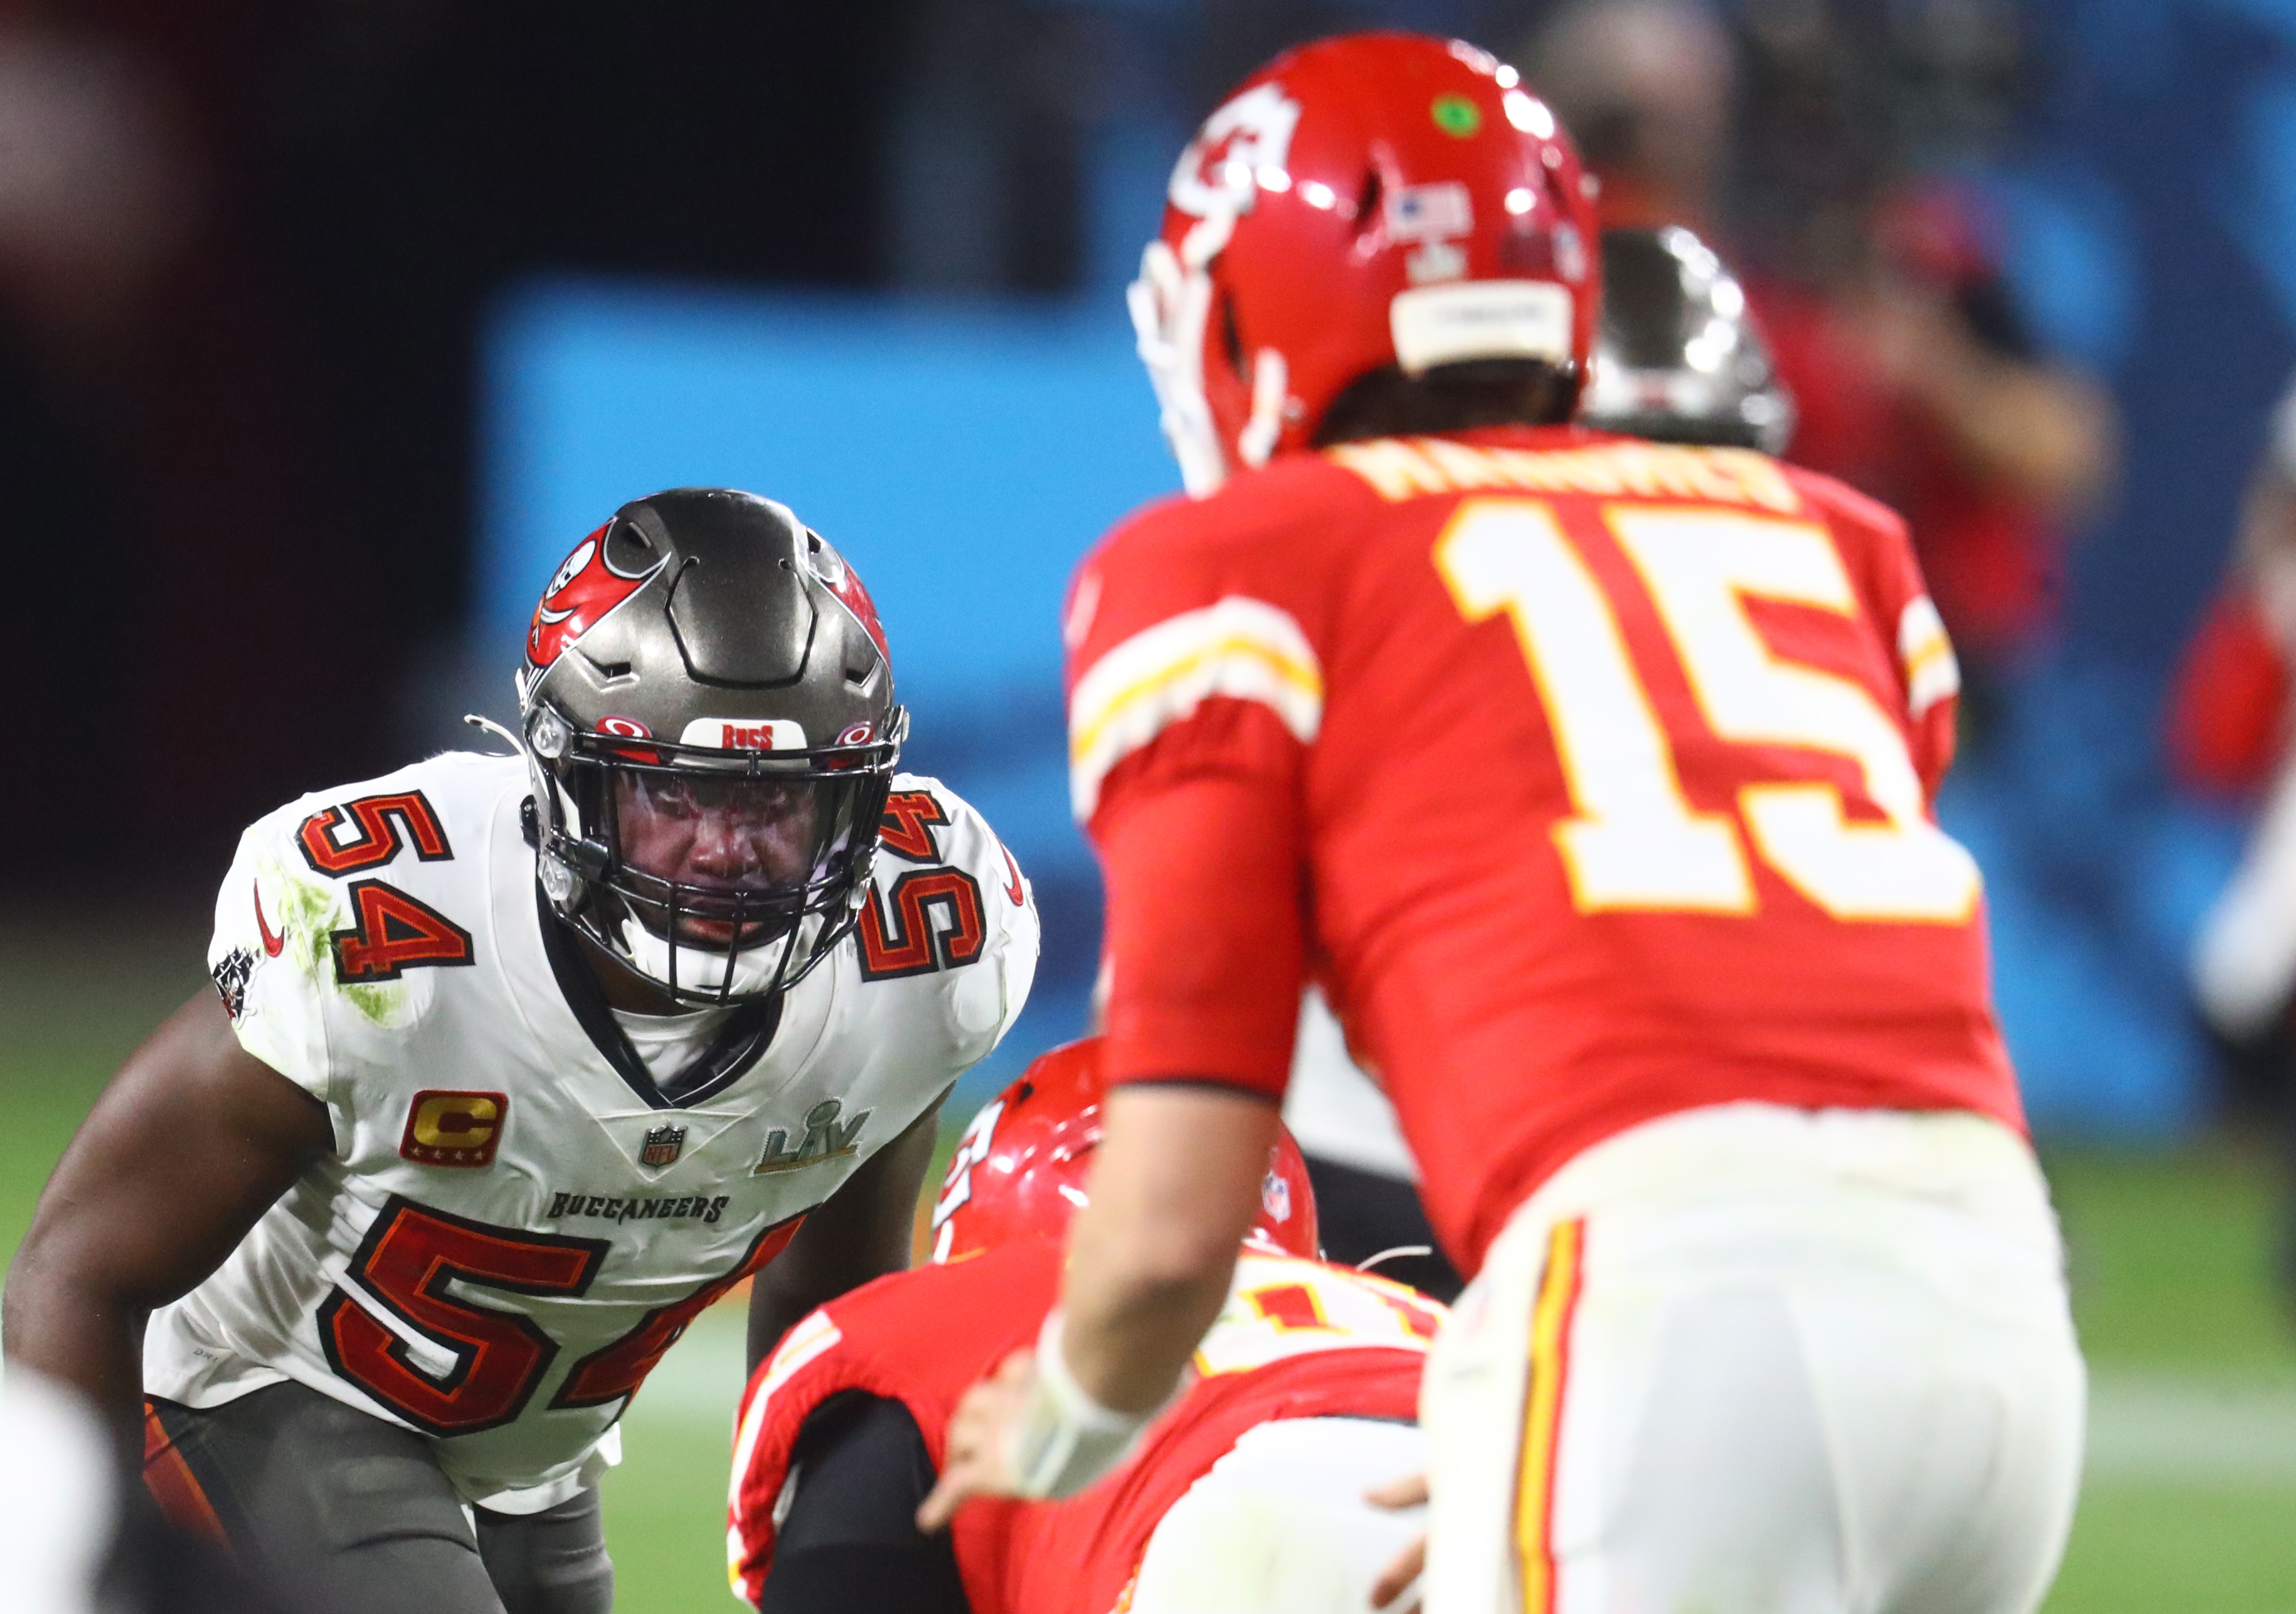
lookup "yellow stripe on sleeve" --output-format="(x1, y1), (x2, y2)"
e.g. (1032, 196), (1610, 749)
(1066, 596), (1323, 820)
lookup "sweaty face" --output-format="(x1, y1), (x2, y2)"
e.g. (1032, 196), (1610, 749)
(613, 771), (828, 944)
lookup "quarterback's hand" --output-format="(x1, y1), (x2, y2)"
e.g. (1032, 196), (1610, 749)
(916, 1347), (1037, 1532)
(1367, 1470), (1429, 1610)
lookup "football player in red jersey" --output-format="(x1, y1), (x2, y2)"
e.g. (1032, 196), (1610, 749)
(1280, 223), (1798, 1308)
(920, 32), (2085, 1614)
(729, 1038), (1439, 1614)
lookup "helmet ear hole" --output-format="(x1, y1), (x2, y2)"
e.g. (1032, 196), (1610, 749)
(1353, 165), (1383, 235)
(1218, 291), (1247, 383)
(603, 517), (659, 575)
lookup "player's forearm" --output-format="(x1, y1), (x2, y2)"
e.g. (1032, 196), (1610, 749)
(1057, 1084), (1278, 1413)
(1060, 1238), (1236, 1415)
(2, 1258), (150, 1445)
(4, 993), (331, 1444)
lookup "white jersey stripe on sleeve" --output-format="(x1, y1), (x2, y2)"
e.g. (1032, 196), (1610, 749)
(1067, 595), (1323, 821)
(1897, 595), (1960, 720)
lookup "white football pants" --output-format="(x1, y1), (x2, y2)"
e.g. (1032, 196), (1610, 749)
(1127, 1416), (1428, 1614)
(1421, 1103), (2086, 1614)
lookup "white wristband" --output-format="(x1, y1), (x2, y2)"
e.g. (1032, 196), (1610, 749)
(1002, 1309), (1161, 1500)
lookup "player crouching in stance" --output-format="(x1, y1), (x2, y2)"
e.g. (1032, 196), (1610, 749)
(922, 32), (2085, 1614)
(730, 1037), (1438, 1614)
(4, 489), (1038, 1614)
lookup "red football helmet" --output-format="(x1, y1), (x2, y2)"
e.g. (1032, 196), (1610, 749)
(1131, 31), (1600, 494)
(928, 1037), (1320, 1265)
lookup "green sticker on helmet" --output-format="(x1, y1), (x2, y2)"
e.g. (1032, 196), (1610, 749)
(1431, 93), (1481, 137)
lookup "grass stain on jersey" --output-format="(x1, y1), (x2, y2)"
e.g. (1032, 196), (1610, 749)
(270, 870), (408, 1026)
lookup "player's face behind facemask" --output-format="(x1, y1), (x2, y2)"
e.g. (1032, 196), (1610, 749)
(514, 488), (904, 1008)
(612, 768), (833, 944)
(558, 741), (885, 1003)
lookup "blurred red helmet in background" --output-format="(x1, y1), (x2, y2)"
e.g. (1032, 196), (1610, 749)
(928, 1037), (1320, 1265)
(1131, 30), (1600, 494)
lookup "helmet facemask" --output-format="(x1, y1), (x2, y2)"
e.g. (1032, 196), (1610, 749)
(1579, 226), (1796, 454)
(516, 489), (905, 1014)
(526, 708), (903, 1007)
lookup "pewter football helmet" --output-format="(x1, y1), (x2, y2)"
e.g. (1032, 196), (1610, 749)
(515, 489), (904, 1005)
(1580, 226), (1795, 455)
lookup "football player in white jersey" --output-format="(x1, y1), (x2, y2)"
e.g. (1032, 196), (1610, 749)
(4, 489), (1039, 1614)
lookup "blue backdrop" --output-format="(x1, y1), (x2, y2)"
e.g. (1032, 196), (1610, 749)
(481, 0), (2296, 1142)
(479, 284), (1181, 1093)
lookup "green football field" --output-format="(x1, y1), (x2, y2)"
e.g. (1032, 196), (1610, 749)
(6, 920), (2295, 1611)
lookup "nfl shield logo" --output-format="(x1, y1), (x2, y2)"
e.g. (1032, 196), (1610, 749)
(639, 1124), (686, 1169)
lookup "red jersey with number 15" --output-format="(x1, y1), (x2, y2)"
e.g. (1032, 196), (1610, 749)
(1066, 425), (2021, 1273)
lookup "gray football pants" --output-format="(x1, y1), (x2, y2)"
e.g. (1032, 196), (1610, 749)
(144, 1384), (614, 1614)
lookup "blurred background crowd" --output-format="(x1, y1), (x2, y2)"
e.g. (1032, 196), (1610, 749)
(11, 0), (2296, 1139)
(8, 0), (2296, 1606)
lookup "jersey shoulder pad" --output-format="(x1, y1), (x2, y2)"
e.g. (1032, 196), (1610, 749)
(1783, 461), (1911, 548)
(854, 774), (1038, 1058)
(1065, 487), (1335, 824)
(210, 752), (516, 1104)
(874, 773), (1018, 885)
(237, 750), (521, 882)
(1075, 459), (1368, 643)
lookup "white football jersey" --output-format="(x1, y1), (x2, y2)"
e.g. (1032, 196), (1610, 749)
(148, 751), (1038, 1512)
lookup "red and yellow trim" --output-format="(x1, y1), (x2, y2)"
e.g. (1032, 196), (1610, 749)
(1512, 1218), (1586, 1613)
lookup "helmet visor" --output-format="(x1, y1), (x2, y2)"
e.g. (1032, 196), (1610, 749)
(608, 767), (869, 948)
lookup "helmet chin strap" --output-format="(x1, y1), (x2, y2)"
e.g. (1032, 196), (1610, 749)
(614, 909), (822, 1001)
(1236, 347), (1289, 470)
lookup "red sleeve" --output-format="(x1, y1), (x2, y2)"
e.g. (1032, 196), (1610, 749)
(727, 1251), (1059, 1606)
(1798, 468), (1960, 800)
(2169, 589), (2288, 795)
(1066, 482), (1337, 1099)
(1096, 727), (1306, 1096)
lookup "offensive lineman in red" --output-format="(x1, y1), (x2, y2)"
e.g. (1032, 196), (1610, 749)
(728, 1038), (1439, 1614)
(922, 31), (2085, 1614)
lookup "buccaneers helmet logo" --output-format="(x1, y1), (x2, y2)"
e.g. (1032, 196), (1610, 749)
(805, 535), (892, 665)
(526, 525), (666, 670)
